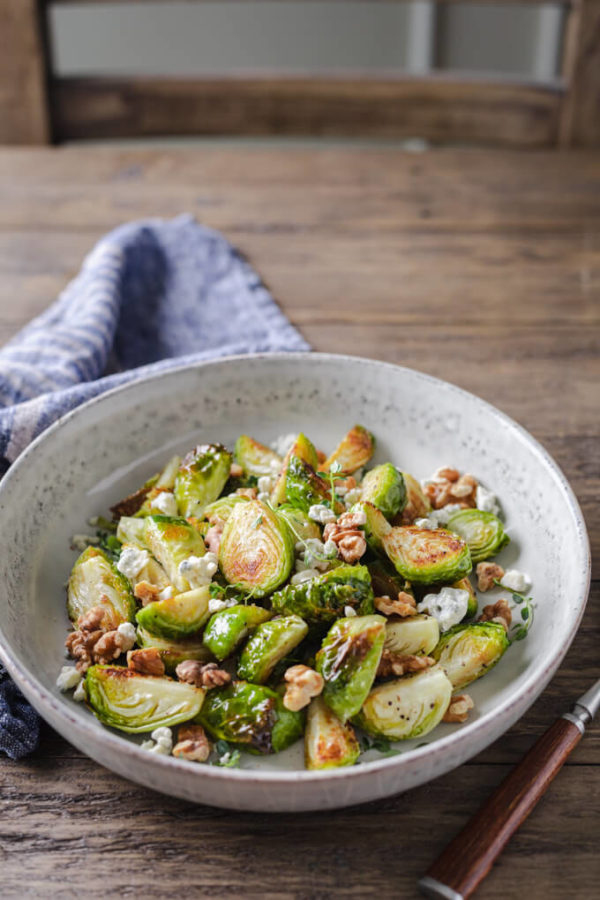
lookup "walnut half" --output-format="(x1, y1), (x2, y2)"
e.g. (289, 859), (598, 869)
(172, 724), (211, 762)
(283, 665), (324, 712)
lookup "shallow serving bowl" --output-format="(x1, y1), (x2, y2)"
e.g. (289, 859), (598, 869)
(0, 353), (590, 811)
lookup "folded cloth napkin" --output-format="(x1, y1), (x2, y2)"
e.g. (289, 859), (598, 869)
(0, 214), (310, 758)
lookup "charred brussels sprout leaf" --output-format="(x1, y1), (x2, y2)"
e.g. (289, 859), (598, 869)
(271, 564), (375, 624)
(143, 515), (206, 592)
(305, 695), (360, 770)
(352, 501), (391, 554)
(276, 506), (322, 542)
(202, 494), (250, 524)
(174, 444), (232, 518)
(322, 425), (375, 475)
(235, 435), (283, 477)
(367, 558), (412, 600)
(136, 625), (214, 673)
(203, 605), (273, 661)
(354, 665), (452, 740)
(446, 509), (509, 563)
(271, 433), (319, 506)
(285, 456), (345, 515)
(67, 546), (136, 627)
(384, 614), (440, 657)
(237, 615), (309, 683)
(136, 586), (211, 640)
(360, 464), (406, 520)
(110, 472), (159, 519)
(85, 665), (204, 733)
(316, 615), (386, 722)
(383, 525), (472, 584)
(196, 680), (303, 754)
(392, 473), (431, 525)
(432, 621), (509, 690)
(219, 500), (294, 597)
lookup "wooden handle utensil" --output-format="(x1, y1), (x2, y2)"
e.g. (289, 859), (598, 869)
(419, 680), (600, 899)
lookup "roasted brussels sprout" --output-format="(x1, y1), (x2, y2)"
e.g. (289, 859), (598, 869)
(285, 456), (344, 515)
(234, 435), (283, 477)
(432, 621), (509, 690)
(237, 615), (309, 683)
(382, 525), (472, 584)
(322, 425), (375, 474)
(174, 443), (232, 517)
(196, 680), (304, 753)
(305, 695), (360, 770)
(136, 586), (211, 640)
(136, 625), (214, 673)
(85, 665), (204, 733)
(271, 564), (375, 624)
(143, 515), (207, 592)
(135, 455), (182, 516)
(353, 501), (391, 554)
(271, 433), (319, 506)
(446, 509), (509, 564)
(116, 516), (148, 548)
(366, 558), (412, 600)
(392, 472), (431, 525)
(316, 615), (386, 722)
(219, 499), (295, 596)
(203, 604), (273, 661)
(67, 546), (136, 627)
(384, 614), (440, 656)
(354, 664), (452, 740)
(360, 464), (406, 520)
(275, 506), (322, 542)
(202, 494), (250, 524)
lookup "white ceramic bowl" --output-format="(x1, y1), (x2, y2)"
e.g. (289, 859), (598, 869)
(0, 354), (590, 811)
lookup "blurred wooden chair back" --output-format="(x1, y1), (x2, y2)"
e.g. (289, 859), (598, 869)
(1, 0), (598, 147)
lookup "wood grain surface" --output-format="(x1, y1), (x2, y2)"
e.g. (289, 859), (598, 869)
(0, 146), (598, 898)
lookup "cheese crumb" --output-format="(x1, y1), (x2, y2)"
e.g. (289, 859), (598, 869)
(418, 587), (469, 632)
(476, 485), (501, 517)
(308, 504), (336, 524)
(178, 552), (218, 587)
(56, 666), (82, 692)
(116, 621), (137, 650)
(344, 606), (357, 617)
(501, 569), (531, 593)
(117, 545), (150, 581)
(150, 491), (178, 517)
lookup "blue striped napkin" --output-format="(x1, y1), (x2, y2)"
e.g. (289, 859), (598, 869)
(0, 214), (309, 758)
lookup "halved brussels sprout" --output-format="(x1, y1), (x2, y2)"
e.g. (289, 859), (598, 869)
(116, 516), (148, 548)
(219, 499), (294, 596)
(135, 455), (182, 516)
(367, 558), (412, 600)
(316, 615), (386, 722)
(322, 425), (375, 474)
(143, 515), (207, 592)
(67, 546), (136, 627)
(136, 586), (211, 640)
(432, 621), (509, 690)
(203, 604), (273, 661)
(85, 665), (204, 733)
(392, 473), (431, 525)
(271, 433), (319, 506)
(354, 664), (452, 740)
(136, 625), (214, 673)
(196, 680), (304, 753)
(305, 695), (360, 770)
(452, 576), (478, 618)
(446, 509), (509, 564)
(382, 526), (472, 584)
(384, 614), (440, 656)
(271, 564), (375, 624)
(276, 506), (322, 542)
(237, 615), (309, 683)
(353, 501), (391, 554)
(202, 494), (250, 524)
(360, 464), (406, 520)
(285, 456), (344, 515)
(234, 435), (283, 477)
(174, 443), (232, 517)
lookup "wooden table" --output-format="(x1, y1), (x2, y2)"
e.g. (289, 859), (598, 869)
(0, 146), (598, 898)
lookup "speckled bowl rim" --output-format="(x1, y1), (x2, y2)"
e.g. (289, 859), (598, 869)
(0, 352), (591, 788)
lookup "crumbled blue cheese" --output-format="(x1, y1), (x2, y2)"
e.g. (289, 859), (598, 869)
(116, 622), (137, 650)
(308, 504), (337, 524)
(344, 487), (362, 506)
(501, 569), (531, 593)
(418, 587), (469, 632)
(158, 585), (174, 602)
(323, 539), (338, 558)
(141, 726), (173, 755)
(476, 485), (501, 517)
(117, 545), (151, 581)
(415, 504), (463, 530)
(344, 605), (357, 617)
(291, 568), (320, 585)
(56, 665), (82, 692)
(257, 474), (276, 494)
(178, 552), (218, 587)
(270, 433), (297, 457)
(73, 680), (87, 702)
(150, 491), (178, 517)
(208, 597), (227, 613)
(70, 533), (100, 552)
